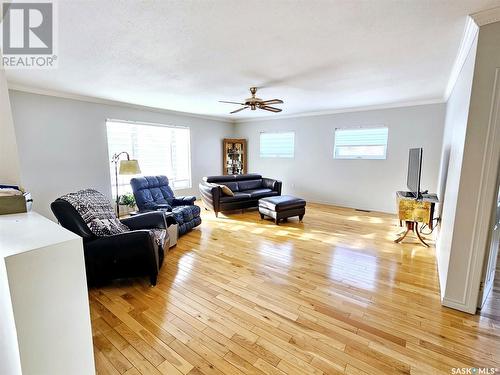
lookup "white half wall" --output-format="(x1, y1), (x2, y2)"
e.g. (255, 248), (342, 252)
(234, 104), (445, 213)
(0, 212), (94, 375)
(9, 90), (234, 219)
(438, 21), (500, 313)
(436, 29), (478, 299)
(0, 69), (21, 185)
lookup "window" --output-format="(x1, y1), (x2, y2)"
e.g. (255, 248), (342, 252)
(260, 131), (295, 158)
(333, 127), (388, 159)
(106, 120), (191, 195)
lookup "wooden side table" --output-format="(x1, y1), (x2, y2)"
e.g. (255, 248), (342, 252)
(128, 210), (178, 247)
(394, 191), (438, 247)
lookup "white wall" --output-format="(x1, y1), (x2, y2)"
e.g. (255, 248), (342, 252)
(9, 91), (234, 219)
(435, 31), (478, 298)
(234, 104), (445, 213)
(0, 69), (21, 185)
(9, 88), (447, 217)
(438, 21), (500, 312)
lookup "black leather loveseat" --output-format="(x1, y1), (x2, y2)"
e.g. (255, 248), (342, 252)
(199, 174), (282, 217)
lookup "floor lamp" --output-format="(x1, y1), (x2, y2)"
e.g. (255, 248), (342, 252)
(111, 151), (141, 217)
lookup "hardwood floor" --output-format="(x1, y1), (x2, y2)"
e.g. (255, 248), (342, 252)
(90, 203), (500, 375)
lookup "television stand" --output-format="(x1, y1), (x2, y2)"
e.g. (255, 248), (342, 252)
(398, 191), (415, 198)
(394, 220), (430, 247)
(394, 191), (438, 247)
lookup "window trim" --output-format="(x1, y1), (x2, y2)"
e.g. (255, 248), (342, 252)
(259, 131), (295, 159)
(106, 118), (190, 131)
(333, 126), (389, 160)
(105, 118), (192, 191)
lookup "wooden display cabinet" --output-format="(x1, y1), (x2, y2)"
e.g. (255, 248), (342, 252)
(223, 138), (247, 175)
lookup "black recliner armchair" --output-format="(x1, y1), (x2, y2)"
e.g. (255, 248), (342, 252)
(51, 198), (168, 286)
(131, 175), (202, 235)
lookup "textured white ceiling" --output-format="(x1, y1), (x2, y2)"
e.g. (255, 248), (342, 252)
(6, 0), (500, 119)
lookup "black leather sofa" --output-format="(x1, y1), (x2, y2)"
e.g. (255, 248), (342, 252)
(199, 174), (282, 217)
(51, 199), (167, 286)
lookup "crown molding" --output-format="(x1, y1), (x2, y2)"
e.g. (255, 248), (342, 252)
(8, 82), (445, 126)
(444, 16), (479, 101)
(7, 83), (235, 124)
(234, 98), (445, 124)
(443, 7), (500, 102)
(471, 5), (500, 26)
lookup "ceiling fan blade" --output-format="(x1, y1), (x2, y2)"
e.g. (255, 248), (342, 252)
(219, 100), (245, 105)
(260, 99), (283, 105)
(230, 106), (249, 114)
(259, 105), (282, 113)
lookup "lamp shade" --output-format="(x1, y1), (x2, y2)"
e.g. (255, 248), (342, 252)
(119, 159), (141, 175)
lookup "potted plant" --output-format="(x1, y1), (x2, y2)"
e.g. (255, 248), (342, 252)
(118, 193), (136, 215)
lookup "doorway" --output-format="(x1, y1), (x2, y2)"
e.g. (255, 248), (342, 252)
(479, 177), (500, 319)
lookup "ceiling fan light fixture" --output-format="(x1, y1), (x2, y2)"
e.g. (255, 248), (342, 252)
(219, 87), (283, 114)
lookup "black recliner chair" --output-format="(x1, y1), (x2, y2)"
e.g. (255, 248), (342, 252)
(51, 198), (168, 286)
(131, 175), (201, 235)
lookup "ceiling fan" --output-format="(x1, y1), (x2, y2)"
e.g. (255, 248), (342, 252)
(219, 87), (284, 114)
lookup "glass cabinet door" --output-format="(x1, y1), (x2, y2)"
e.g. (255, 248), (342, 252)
(223, 138), (247, 175)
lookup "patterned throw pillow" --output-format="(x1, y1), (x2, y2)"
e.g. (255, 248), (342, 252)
(59, 189), (130, 236)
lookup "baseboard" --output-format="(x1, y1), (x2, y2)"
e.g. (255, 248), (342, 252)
(442, 296), (476, 314)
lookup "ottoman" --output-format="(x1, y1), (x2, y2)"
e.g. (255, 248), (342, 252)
(259, 195), (306, 225)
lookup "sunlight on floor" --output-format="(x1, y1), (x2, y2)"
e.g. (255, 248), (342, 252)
(203, 206), (436, 269)
(173, 253), (195, 284)
(257, 241), (295, 269)
(329, 248), (379, 291)
(90, 203), (500, 375)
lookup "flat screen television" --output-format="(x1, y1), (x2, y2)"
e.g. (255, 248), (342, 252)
(407, 148), (423, 199)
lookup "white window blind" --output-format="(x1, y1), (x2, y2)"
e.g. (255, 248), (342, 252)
(333, 127), (388, 159)
(260, 131), (295, 158)
(106, 120), (191, 195)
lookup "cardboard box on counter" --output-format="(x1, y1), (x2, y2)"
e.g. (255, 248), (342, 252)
(0, 195), (28, 215)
